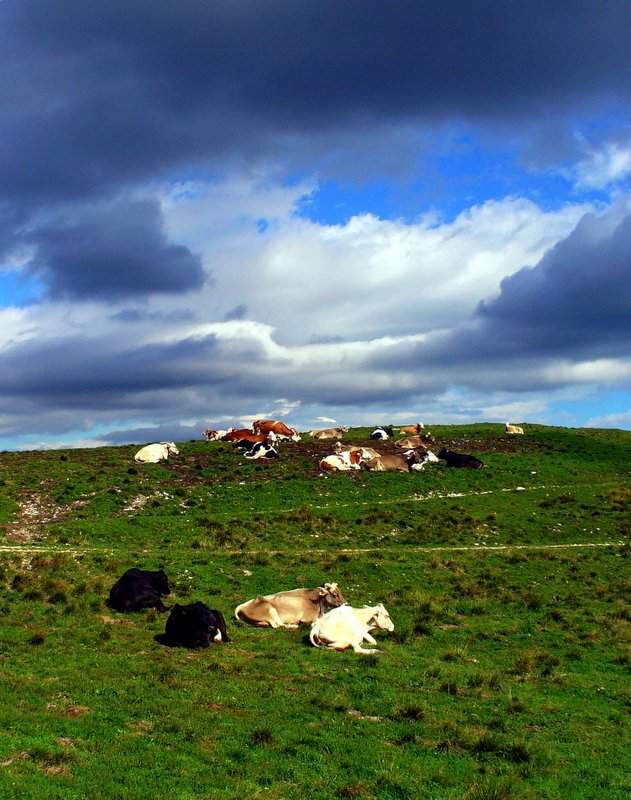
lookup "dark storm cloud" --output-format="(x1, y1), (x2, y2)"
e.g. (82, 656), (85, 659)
(2, 0), (631, 215)
(26, 199), (206, 299)
(371, 207), (631, 385)
(473, 211), (631, 360)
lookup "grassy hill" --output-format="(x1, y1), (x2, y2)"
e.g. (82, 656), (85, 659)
(0, 424), (629, 799)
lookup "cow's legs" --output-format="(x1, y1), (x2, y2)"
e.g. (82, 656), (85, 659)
(363, 632), (378, 645)
(352, 643), (380, 654)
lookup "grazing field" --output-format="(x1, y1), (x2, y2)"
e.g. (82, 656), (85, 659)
(0, 424), (630, 800)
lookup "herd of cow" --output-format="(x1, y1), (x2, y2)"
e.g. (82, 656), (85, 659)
(107, 568), (392, 655)
(118, 421), (528, 653)
(133, 418), (524, 471)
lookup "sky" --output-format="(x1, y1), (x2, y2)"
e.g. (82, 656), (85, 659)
(2, 0), (631, 449)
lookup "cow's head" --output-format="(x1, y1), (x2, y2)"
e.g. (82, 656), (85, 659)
(266, 431), (278, 444)
(154, 568), (171, 596)
(165, 442), (179, 455)
(425, 450), (440, 463)
(319, 582), (346, 608)
(403, 449), (423, 465)
(291, 429), (301, 442)
(203, 429), (216, 441)
(368, 603), (394, 632)
(334, 441), (343, 453)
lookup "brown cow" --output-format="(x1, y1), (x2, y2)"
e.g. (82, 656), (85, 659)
(395, 433), (436, 448)
(253, 420), (301, 441)
(397, 423), (424, 434)
(234, 583), (346, 628)
(222, 428), (257, 442)
(362, 450), (426, 473)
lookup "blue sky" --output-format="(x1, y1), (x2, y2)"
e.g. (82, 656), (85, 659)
(1, 1), (631, 449)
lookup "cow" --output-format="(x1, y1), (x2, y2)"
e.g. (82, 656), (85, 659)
(157, 602), (229, 648)
(362, 449), (428, 472)
(253, 420), (301, 441)
(334, 442), (381, 461)
(309, 604), (394, 654)
(370, 426), (394, 440)
(107, 568), (171, 613)
(437, 448), (485, 469)
(222, 428), (257, 442)
(397, 423), (424, 434)
(231, 431), (278, 449)
(319, 450), (363, 472)
(134, 442), (179, 464)
(203, 428), (232, 441)
(505, 422), (525, 435)
(395, 433), (436, 448)
(309, 427), (349, 440)
(234, 583), (346, 628)
(244, 442), (279, 460)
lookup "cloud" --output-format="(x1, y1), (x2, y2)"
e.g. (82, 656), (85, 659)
(2, 1), (630, 222)
(26, 199), (206, 300)
(575, 137), (631, 189)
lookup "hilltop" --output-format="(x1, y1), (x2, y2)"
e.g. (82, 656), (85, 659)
(0, 424), (629, 799)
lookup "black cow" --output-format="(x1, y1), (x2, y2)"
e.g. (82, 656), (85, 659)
(437, 448), (485, 469)
(157, 602), (230, 648)
(107, 568), (171, 612)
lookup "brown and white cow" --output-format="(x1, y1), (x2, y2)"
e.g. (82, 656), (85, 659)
(253, 420), (301, 441)
(309, 427), (349, 440)
(234, 583), (346, 628)
(319, 450), (363, 472)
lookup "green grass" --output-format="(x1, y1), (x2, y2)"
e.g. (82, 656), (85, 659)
(0, 424), (630, 799)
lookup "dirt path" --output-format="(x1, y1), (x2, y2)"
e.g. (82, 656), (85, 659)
(0, 540), (625, 557)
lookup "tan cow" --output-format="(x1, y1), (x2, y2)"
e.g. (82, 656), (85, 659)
(505, 422), (525, 435)
(362, 450), (427, 472)
(334, 442), (381, 461)
(309, 427), (349, 439)
(395, 433), (435, 448)
(253, 420), (301, 441)
(397, 423), (424, 434)
(234, 583), (346, 628)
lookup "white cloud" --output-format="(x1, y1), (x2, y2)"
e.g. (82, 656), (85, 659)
(574, 138), (631, 190)
(585, 408), (631, 429)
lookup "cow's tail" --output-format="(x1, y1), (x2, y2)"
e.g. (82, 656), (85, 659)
(309, 622), (323, 648)
(234, 601), (249, 622)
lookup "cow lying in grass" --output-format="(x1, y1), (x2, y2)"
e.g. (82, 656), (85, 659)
(395, 433), (436, 448)
(134, 442), (179, 463)
(334, 443), (381, 461)
(437, 448), (485, 469)
(107, 568), (171, 612)
(362, 450), (430, 472)
(310, 604), (394, 654)
(235, 583), (346, 628)
(157, 602), (229, 648)
(505, 422), (525, 434)
(397, 423), (424, 434)
(309, 427), (349, 439)
(319, 450), (362, 471)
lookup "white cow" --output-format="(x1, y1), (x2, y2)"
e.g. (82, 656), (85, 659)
(505, 422), (525, 435)
(134, 442), (179, 464)
(310, 603), (394, 654)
